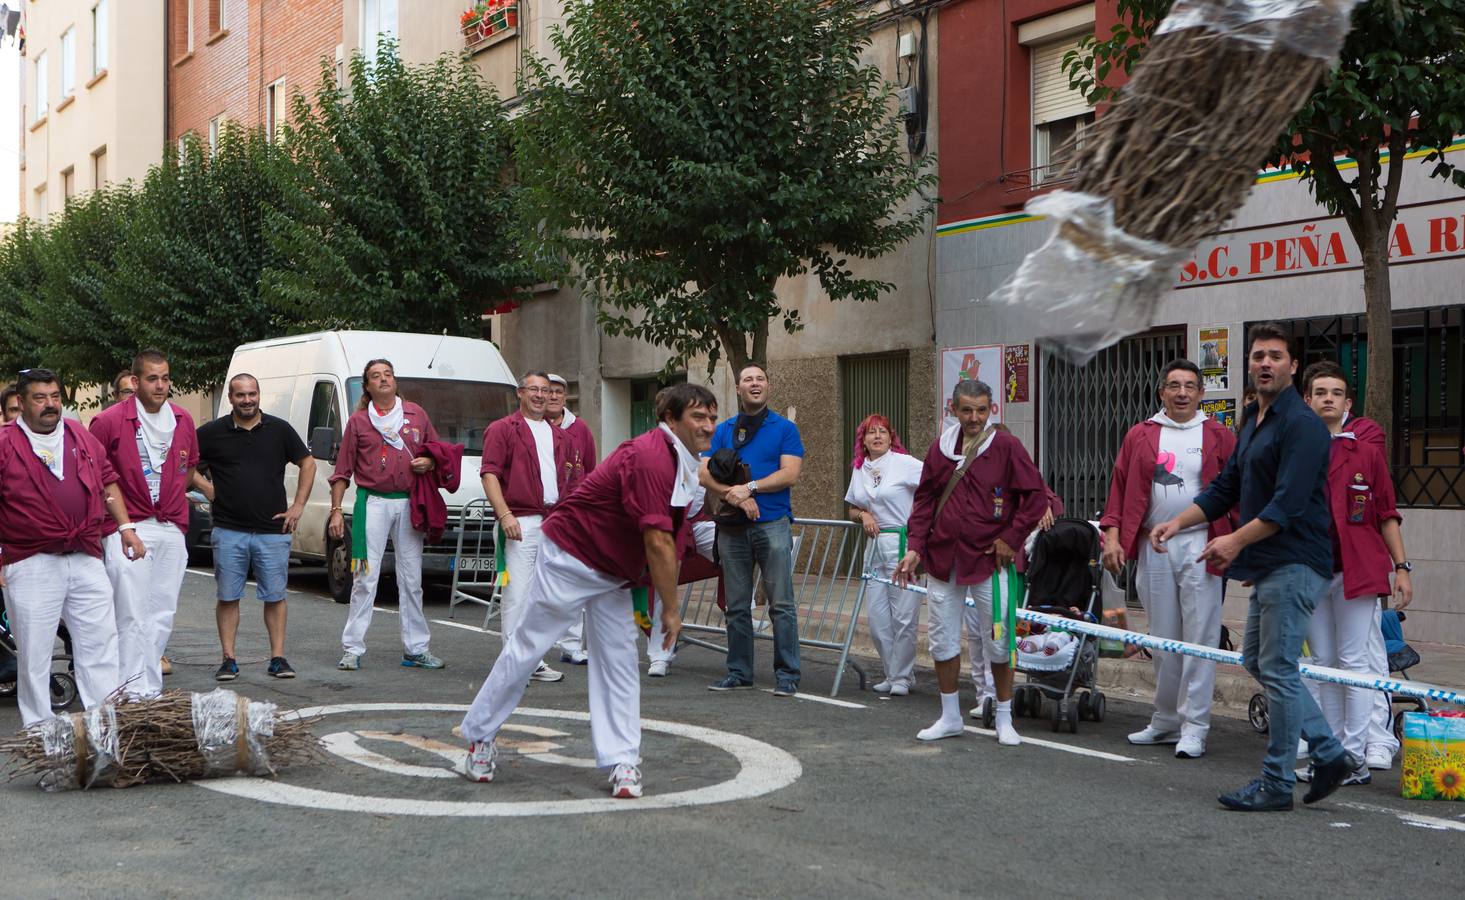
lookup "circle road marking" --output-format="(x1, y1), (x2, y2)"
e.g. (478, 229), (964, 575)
(196, 703), (803, 817)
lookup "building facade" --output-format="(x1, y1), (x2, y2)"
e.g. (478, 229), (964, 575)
(935, 0), (1465, 641)
(20, 0), (165, 221)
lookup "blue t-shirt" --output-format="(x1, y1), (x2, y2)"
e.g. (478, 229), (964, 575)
(708, 410), (804, 522)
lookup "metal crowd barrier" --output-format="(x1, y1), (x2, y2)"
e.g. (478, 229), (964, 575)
(677, 518), (870, 697)
(448, 498), (501, 630)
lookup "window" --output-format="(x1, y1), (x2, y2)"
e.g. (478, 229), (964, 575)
(307, 381), (344, 450)
(35, 185), (48, 224)
(360, 0), (399, 68)
(177, 134), (188, 162)
(209, 0), (225, 33)
(209, 114), (224, 154)
(345, 377), (517, 454)
(62, 167), (75, 202)
(61, 27), (76, 97)
(266, 77), (286, 142)
(1030, 36), (1094, 182)
(92, 1), (109, 75)
(92, 146), (108, 187)
(34, 51), (48, 118)
(188, 0), (195, 51)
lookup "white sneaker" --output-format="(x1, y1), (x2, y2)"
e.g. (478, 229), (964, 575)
(337, 652), (361, 671)
(463, 740), (497, 783)
(1365, 744), (1395, 770)
(1174, 735), (1206, 759)
(1127, 726), (1180, 746)
(995, 718), (1021, 747)
(969, 694), (996, 718)
(530, 662), (564, 683)
(609, 763), (643, 798)
(889, 683), (909, 697)
(647, 660), (669, 677)
(917, 718), (965, 742)
(1341, 764), (1373, 786)
(872, 680), (893, 694)
(560, 649), (589, 665)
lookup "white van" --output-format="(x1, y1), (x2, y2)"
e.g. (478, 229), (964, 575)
(213, 331), (517, 602)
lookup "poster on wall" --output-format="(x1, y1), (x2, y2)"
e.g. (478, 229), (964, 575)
(1198, 326), (1230, 392)
(940, 345), (1003, 432)
(1003, 344), (1031, 404)
(1201, 398), (1237, 430)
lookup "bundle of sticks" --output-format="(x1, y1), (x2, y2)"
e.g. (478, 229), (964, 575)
(990, 0), (1363, 364)
(1, 688), (320, 791)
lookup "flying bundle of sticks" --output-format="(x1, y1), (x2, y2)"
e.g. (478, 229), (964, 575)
(989, 0), (1362, 364)
(0, 688), (320, 791)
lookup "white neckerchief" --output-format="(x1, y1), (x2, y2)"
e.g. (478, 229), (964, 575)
(938, 422), (994, 463)
(18, 416), (66, 480)
(658, 423), (701, 508)
(1332, 431), (1355, 441)
(558, 408), (577, 431)
(1150, 410), (1206, 430)
(136, 401), (178, 470)
(369, 396), (407, 451)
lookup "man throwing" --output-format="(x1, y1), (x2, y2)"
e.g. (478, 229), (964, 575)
(1101, 359), (1235, 759)
(0, 369), (145, 727)
(90, 349), (198, 699)
(1152, 323), (1355, 811)
(460, 383), (716, 798)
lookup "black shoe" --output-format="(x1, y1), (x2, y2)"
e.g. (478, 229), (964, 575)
(1303, 752), (1359, 805)
(267, 657), (296, 679)
(1218, 778), (1293, 812)
(215, 656), (239, 682)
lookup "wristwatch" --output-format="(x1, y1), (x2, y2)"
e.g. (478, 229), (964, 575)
(1395, 561), (1413, 572)
(747, 480), (759, 495)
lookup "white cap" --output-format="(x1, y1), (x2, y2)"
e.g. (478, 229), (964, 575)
(547, 373), (568, 387)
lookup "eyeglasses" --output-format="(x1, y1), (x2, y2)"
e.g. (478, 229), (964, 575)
(1162, 382), (1200, 393)
(522, 387), (549, 395)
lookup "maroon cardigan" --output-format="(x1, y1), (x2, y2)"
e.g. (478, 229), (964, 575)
(480, 411), (570, 517)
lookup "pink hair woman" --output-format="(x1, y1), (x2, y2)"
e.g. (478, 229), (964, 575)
(845, 414), (925, 696)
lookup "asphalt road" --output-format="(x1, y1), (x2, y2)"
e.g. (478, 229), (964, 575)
(2, 566), (1463, 899)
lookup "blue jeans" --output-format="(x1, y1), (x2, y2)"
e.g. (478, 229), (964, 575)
(717, 518), (800, 684)
(213, 528), (292, 603)
(1243, 563), (1346, 791)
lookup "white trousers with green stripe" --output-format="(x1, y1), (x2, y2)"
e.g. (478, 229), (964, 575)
(925, 575), (1000, 663)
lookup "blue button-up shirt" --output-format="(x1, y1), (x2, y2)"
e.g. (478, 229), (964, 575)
(1194, 384), (1333, 581)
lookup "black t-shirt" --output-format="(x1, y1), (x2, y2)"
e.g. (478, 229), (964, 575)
(196, 413), (309, 534)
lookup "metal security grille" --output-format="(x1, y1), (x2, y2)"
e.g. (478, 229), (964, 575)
(1269, 307), (1465, 508)
(1041, 330), (1187, 519)
(840, 352), (910, 472)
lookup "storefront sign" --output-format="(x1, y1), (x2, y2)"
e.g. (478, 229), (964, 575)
(940, 345), (1002, 431)
(1175, 197), (1465, 289)
(1198, 327), (1230, 392)
(1004, 345), (1031, 403)
(1201, 398), (1237, 430)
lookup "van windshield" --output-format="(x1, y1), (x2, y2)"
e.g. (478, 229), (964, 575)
(346, 378), (517, 455)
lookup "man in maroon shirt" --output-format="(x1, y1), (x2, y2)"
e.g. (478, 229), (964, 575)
(329, 359), (443, 671)
(895, 379), (1046, 746)
(90, 349), (199, 699)
(460, 383), (716, 799)
(546, 373), (598, 665)
(480, 372), (570, 682)
(0, 369), (146, 727)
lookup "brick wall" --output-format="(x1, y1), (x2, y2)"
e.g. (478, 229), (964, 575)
(168, 0), (341, 143)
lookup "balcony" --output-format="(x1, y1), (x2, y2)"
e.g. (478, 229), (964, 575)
(461, 1), (520, 54)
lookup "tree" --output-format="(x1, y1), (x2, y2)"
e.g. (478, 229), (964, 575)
(107, 129), (292, 395)
(262, 43), (532, 336)
(515, 0), (937, 374)
(1067, 0), (1465, 453)
(0, 220), (51, 378)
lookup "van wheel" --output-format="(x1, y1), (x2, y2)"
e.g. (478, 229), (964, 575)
(326, 531), (352, 604)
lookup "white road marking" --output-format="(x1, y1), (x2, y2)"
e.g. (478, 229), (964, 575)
(962, 726), (1137, 762)
(431, 618), (498, 635)
(196, 703), (803, 817)
(1336, 800), (1465, 833)
(759, 689), (866, 710)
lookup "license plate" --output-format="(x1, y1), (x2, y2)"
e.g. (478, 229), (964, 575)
(454, 557), (497, 572)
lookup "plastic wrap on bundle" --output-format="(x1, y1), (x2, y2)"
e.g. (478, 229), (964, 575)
(984, 191), (1187, 366)
(35, 714), (80, 793)
(1155, 0), (1363, 60)
(192, 688), (277, 777)
(81, 705), (120, 788)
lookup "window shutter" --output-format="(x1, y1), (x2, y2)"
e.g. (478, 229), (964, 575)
(1032, 38), (1091, 126)
(841, 353), (910, 473)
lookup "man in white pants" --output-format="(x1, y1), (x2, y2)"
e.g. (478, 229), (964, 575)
(0, 369), (146, 727)
(481, 372), (570, 683)
(89, 350), (198, 699)
(545, 373), (598, 665)
(461, 383), (715, 797)
(1101, 360), (1236, 759)
(331, 359), (442, 671)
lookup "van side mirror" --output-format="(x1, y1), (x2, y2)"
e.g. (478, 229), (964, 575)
(310, 426), (338, 462)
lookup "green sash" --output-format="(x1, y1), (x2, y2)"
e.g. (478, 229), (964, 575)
(991, 563), (1024, 667)
(351, 488), (409, 572)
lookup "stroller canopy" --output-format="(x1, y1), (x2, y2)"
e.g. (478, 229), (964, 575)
(1026, 518), (1101, 612)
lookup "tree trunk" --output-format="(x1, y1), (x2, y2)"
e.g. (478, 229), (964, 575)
(1358, 214), (1395, 462)
(714, 318), (770, 378)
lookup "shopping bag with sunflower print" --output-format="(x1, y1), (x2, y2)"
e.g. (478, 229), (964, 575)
(1399, 711), (1465, 802)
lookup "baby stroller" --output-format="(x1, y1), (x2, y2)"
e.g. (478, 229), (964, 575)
(0, 590), (80, 714)
(1001, 517), (1107, 734)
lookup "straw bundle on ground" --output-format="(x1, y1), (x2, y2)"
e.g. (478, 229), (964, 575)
(988, 0), (1362, 364)
(0, 688), (321, 791)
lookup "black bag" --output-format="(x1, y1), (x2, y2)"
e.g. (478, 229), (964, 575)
(704, 448), (753, 527)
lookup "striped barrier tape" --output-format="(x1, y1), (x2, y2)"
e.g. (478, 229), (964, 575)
(864, 574), (1465, 707)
